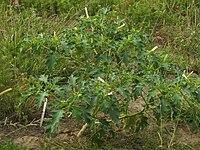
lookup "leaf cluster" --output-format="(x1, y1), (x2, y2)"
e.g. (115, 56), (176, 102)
(21, 8), (200, 145)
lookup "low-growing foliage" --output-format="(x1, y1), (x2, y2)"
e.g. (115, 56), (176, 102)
(19, 9), (200, 146)
(0, 1), (199, 149)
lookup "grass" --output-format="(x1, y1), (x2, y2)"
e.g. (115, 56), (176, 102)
(0, 4), (68, 119)
(0, 0), (199, 149)
(0, 139), (26, 150)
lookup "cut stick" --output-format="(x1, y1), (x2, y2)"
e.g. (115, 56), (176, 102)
(0, 88), (12, 96)
(149, 46), (158, 52)
(40, 98), (48, 127)
(85, 7), (89, 18)
(118, 23), (126, 29)
(77, 123), (88, 137)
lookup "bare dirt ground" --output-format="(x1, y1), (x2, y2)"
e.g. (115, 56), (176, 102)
(0, 118), (199, 149)
(0, 99), (199, 150)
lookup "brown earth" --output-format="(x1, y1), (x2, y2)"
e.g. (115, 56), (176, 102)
(0, 100), (200, 150)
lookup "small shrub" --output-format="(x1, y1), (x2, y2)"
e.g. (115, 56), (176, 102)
(20, 8), (200, 146)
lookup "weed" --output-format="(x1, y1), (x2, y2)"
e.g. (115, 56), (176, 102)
(0, 0), (199, 148)
(18, 8), (200, 146)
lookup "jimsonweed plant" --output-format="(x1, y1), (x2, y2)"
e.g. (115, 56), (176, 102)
(20, 8), (200, 146)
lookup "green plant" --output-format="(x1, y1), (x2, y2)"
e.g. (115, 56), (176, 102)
(115, 0), (200, 72)
(0, 1), (199, 148)
(0, 4), (68, 119)
(20, 8), (200, 146)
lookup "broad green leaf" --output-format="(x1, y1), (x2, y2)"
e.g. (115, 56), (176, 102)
(147, 89), (158, 103)
(101, 100), (110, 112)
(99, 118), (109, 126)
(116, 87), (129, 98)
(160, 98), (169, 114)
(45, 109), (65, 134)
(133, 85), (143, 99)
(154, 110), (161, 123)
(72, 107), (82, 124)
(51, 76), (63, 85)
(123, 52), (129, 65)
(22, 86), (36, 97)
(60, 41), (69, 53)
(81, 106), (92, 125)
(35, 91), (48, 108)
(135, 115), (148, 132)
(123, 115), (137, 131)
(46, 53), (56, 72)
(173, 93), (181, 108)
(107, 107), (120, 123)
(69, 75), (78, 87)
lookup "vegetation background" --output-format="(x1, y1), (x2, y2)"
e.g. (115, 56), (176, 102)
(0, 0), (199, 149)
